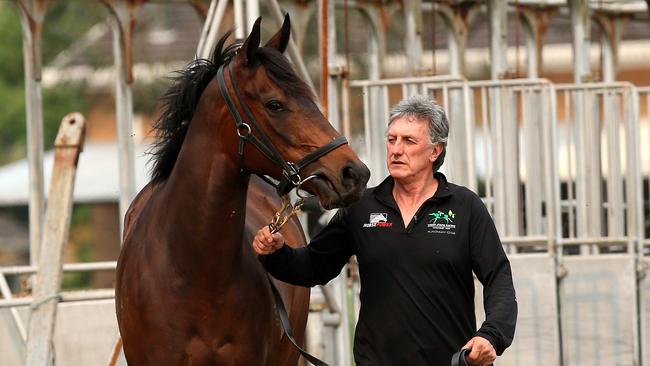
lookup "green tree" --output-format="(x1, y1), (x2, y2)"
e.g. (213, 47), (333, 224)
(0, 2), (106, 164)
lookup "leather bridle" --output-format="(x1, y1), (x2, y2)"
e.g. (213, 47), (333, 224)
(216, 61), (343, 366)
(216, 62), (348, 197)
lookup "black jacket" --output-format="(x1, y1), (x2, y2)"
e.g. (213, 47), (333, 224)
(262, 173), (517, 365)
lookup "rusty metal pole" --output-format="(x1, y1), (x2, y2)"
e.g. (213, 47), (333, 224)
(102, 0), (140, 240)
(15, 0), (49, 266)
(326, 0), (340, 130)
(25, 113), (86, 366)
(403, 0), (423, 78)
(594, 14), (622, 83)
(319, 0), (329, 119)
(570, 0), (592, 83)
(488, 0), (508, 80)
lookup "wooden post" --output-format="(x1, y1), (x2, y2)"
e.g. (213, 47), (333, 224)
(25, 113), (86, 366)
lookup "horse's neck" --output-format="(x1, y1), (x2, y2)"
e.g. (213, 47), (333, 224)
(156, 115), (250, 272)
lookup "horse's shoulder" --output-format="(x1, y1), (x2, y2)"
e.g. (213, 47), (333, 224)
(123, 182), (156, 241)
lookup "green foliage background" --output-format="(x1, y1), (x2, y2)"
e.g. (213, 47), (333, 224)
(0, 2), (106, 164)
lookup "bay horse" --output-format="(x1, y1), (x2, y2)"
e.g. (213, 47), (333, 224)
(115, 15), (370, 366)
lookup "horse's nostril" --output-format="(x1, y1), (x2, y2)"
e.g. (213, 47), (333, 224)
(342, 165), (357, 181)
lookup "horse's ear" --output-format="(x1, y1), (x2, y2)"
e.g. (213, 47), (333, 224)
(264, 14), (291, 54)
(240, 17), (262, 64)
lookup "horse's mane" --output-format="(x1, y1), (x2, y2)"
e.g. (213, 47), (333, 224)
(148, 32), (315, 183)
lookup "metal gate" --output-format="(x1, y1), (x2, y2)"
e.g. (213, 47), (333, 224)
(465, 79), (560, 366)
(343, 77), (647, 366)
(553, 83), (642, 366)
(638, 86), (650, 366)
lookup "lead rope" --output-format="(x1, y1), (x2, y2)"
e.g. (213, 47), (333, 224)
(267, 278), (329, 366)
(261, 175), (330, 366)
(268, 175), (318, 233)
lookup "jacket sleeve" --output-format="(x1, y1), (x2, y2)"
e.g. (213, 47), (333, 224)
(469, 194), (518, 355)
(259, 208), (355, 287)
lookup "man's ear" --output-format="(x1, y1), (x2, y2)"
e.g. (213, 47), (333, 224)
(264, 13), (291, 53)
(239, 17), (262, 64)
(430, 143), (442, 162)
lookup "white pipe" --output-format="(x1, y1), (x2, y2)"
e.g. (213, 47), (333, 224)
(234, 0), (245, 39)
(246, 0), (259, 33)
(201, 0), (229, 59)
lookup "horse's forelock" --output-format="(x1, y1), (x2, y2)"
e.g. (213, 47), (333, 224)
(254, 47), (315, 103)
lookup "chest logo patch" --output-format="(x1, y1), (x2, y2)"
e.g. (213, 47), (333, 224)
(427, 210), (456, 234)
(363, 213), (393, 228)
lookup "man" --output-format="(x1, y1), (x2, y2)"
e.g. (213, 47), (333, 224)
(253, 95), (517, 366)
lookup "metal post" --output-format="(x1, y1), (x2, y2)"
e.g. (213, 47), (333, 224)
(403, 0), (423, 77)
(521, 11), (539, 78)
(488, 0), (508, 80)
(569, 0), (593, 254)
(570, 0), (591, 83)
(434, 3), (469, 77)
(326, 0), (341, 130)
(318, 0), (329, 117)
(197, 0), (229, 60)
(102, 0), (139, 240)
(234, 0), (245, 39)
(594, 15), (621, 83)
(25, 113), (86, 366)
(15, 0), (47, 267)
(245, 0), (259, 33)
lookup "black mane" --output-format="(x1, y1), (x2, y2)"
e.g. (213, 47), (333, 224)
(148, 32), (315, 183)
(148, 32), (238, 183)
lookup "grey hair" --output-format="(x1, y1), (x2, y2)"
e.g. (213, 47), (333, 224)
(388, 94), (449, 171)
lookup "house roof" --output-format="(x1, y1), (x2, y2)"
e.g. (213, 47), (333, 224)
(0, 143), (151, 206)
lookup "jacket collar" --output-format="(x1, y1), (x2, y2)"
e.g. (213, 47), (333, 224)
(373, 171), (453, 209)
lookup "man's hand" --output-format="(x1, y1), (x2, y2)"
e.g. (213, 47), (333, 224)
(252, 226), (285, 255)
(462, 336), (496, 366)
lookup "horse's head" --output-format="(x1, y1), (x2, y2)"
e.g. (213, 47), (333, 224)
(218, 16), (370, 209)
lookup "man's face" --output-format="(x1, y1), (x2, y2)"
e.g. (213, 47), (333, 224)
(386, 116), (440, 181)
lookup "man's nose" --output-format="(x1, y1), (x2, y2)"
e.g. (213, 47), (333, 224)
(391, 140), (403, 154)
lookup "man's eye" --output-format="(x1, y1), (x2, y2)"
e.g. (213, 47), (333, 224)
(265, 100), (285, 112)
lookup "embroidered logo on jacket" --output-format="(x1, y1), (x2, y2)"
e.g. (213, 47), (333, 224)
(363, 213), (393, 228)
(427, 210), (456, 234)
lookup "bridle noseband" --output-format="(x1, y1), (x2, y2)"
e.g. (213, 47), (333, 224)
(216, 62), (348, 198)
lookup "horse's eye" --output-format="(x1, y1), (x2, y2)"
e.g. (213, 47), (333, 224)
(265, 100), (285, 112)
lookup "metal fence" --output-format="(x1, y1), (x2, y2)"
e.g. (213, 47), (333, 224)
(552, 83), (642, 366)
(3, 79), (650, 366)
(638, 86), (650, 366)
(342, 76), (650, 366)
